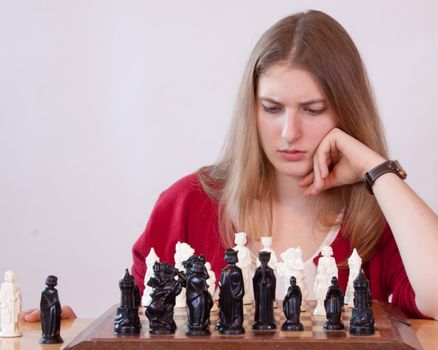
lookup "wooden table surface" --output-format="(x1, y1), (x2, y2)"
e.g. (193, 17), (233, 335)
(0, 318), (436, 350)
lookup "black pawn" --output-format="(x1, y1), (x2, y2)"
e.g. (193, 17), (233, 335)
(114, 269), (141, 335)
(40, 275), (63, 344)
(349, 271), (375, 335)
(252, 251), (276, 330)
(323, 276), (344, 330)
(281, 276), (304, 331)
(145, 262), (185, 335)
(183, 255), (213, 336)
(217, 248), (245, 335)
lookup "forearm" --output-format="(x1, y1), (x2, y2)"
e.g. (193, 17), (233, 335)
(372, 172), (438, 319)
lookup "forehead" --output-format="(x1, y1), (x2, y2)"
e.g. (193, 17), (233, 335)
(257, 63), (325, 102)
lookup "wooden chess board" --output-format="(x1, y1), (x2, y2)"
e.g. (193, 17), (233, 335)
(64, 301), (422, 349)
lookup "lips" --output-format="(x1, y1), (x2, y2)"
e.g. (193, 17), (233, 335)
(278, 149), (307, 161)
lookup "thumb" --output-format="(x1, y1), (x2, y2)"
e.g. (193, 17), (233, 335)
(21, 309), (41, 322)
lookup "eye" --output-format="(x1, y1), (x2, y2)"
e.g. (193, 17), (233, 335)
(304, 107), (326, 116)
(262, 104), (283, 114)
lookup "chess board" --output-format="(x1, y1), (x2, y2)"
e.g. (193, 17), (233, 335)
(65, 301), (422, 350)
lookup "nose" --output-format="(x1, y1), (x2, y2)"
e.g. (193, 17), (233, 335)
(281, 110), (302, 143)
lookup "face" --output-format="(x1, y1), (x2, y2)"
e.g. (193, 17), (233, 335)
(256, 64), (337, 181)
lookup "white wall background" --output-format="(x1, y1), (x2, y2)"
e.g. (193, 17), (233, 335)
(0, 0), (437, 318)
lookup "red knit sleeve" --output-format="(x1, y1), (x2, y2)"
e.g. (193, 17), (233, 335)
(130, 173), (224, 296)
(379, 225), (428, 319)
(131, 176), (194, 295)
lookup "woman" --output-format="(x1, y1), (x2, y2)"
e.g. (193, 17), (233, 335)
(132, 10), (438, 319)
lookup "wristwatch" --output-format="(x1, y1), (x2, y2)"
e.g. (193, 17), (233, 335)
(363, 160), (407, 194)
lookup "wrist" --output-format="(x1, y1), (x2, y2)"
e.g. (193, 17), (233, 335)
(363, 159), (407, 195)
(361, 155), (387, 178)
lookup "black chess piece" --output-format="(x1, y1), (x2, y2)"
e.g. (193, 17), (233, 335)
(183, 255), (213, 336)
(323, 276), (344, 330)
(217, 248), (245, 335)
(252, 251), (276, 330)
(39, 275), (63, 344)
(145, 261), (185, 334)
(281, 276), (304, 331)
(349, 270), (375, 335)
(114, 269), (141, 335)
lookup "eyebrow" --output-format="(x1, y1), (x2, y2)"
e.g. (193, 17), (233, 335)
(258, 96), (326, 105)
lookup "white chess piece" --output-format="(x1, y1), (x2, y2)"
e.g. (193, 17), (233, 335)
(345, 248), (362, 307)
(292, 247), (308, 304)
(313, 246), (337, 316)
(313, 272), (331, 316)
(257, 236), (278, 270)
(174, 241), (195, 307)
(318, 245), (338, 278)
(277, 248), (297, 294)
(233, 232), (253, 304)
(0, 271), (22, 337)
(142, 248), (160, 307)
(205, 262), (218, 311)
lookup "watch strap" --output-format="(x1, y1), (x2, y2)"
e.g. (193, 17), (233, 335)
(363, 160), (407, 194)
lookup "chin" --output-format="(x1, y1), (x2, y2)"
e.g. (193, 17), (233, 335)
(274, 163), (312, 180)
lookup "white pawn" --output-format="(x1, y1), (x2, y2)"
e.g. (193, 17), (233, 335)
(345, 248), (362, 307)
(292, 247), (308, 304)
(277, 248), (297, 295)
(318, 245), (338, 278)
(174, 241), (195, 307)
(205, 262), (218, 311)
(257, 236), (278, 270)
(313, 246), (337, 316)
(142, 248), (160, 307)
(0, 271), (22, 337)
(313, 272), (331, 316)
(233, 232), (253, 304)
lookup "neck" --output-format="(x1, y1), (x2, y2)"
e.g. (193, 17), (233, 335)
(273, 172), (317, 210)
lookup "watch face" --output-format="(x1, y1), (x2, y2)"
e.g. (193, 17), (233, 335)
(394, 160), (407, 179)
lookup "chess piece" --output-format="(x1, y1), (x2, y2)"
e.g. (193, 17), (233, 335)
(40, 275), (63, 344)
(145, 262), (185, 334)
(323, 276), (344, 330)
(349, 271), (375, 335)
(205, 262), (218, 312)
(277, 248), (297, 293)
(174, 241), (195, 308)
(257, 236), (278, 270)
(292, 247), (308, 302)
(345, 248), (362, 307)
(0, 271), (22, 337)
(183, 255), (213, 336)
(318, 246), (338, 278)
(252, 251), (276, 330)
(142, 247), (160, 307)
(281, 276), (304, 331)
(114, 269), (141, 335)
(217, 249), (245, 335)
(313, 246), (337, 316)
(233, 232), (253, 304)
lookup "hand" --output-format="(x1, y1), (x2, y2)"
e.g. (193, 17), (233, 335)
(20, 305), (77, 322)
(299, 128), (386, 196)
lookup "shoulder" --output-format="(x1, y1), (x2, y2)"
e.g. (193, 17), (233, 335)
(155, 172), (215, 210)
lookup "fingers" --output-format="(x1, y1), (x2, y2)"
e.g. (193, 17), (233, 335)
(20, 305), (77, 322)
(21, 309), (41, 322)
(61, 305), (77, 320)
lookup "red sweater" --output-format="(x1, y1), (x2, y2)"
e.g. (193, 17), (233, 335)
(132, 173), (426, 318)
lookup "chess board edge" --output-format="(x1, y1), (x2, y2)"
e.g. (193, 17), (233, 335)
(63, 302), (422, 350)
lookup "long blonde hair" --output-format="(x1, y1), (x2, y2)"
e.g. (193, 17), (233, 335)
(198, 10), (388, 263)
